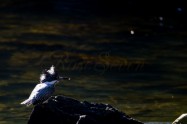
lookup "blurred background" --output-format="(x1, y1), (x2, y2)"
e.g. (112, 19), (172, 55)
(0, 0), (187, 123)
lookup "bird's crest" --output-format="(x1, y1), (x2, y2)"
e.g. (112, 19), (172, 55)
(40, 65), (58, 83)
(47, 65), (55, 75)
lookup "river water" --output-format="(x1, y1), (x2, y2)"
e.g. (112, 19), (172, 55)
(0, 6), (187, 124)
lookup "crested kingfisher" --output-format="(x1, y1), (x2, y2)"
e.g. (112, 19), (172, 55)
(21, 65), (70, 106)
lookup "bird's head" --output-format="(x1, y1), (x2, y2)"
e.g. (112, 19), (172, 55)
(40, 65), (70, 84)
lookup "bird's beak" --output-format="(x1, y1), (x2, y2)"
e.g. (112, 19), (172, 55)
(59, 76), (71, 80)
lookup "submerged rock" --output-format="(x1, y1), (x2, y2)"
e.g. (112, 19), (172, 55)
(28, 95), (143, 124)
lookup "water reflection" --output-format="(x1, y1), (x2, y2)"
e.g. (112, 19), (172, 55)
(0, 12), (187, 124)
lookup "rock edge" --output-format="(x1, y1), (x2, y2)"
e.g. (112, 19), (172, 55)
(28, 95), (144, 124)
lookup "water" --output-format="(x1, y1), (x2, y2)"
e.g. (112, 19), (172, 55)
(0, 6), (187, 124)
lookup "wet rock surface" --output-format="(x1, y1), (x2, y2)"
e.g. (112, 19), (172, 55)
(28, 95), (143, 124)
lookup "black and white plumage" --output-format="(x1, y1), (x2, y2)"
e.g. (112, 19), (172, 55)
(21, 65), (70, 106)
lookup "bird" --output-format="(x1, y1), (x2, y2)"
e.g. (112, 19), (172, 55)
(20, 65), (70, 106)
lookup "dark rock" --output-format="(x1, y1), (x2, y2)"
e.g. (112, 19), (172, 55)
(28, 95), (144, 124)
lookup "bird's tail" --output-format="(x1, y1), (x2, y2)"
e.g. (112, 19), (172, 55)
(20, 99), (33, 106)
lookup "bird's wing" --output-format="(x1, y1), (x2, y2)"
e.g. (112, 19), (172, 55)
(21, 84), (47, 106)
(33, 86), (55, 105)
(28, 83), (47, 99)
(30, 84), (55, 105)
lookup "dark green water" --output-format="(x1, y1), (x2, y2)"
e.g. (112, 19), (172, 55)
(0, 12), (187, 124)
